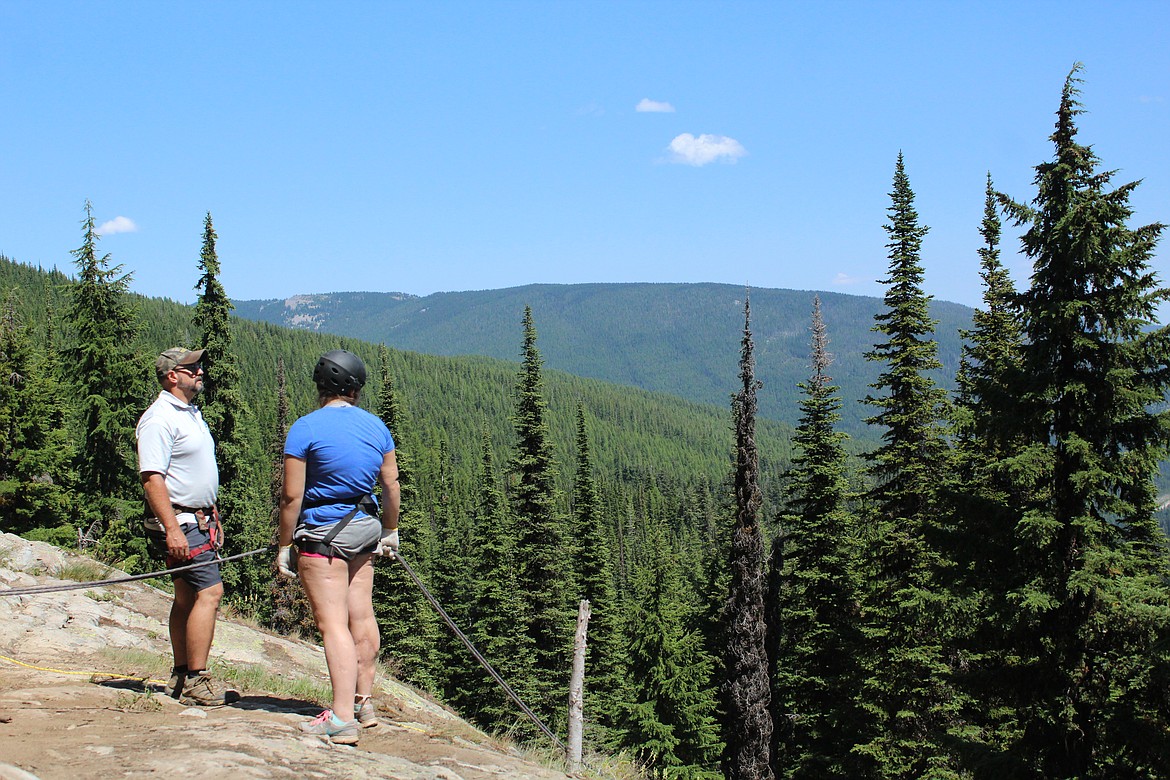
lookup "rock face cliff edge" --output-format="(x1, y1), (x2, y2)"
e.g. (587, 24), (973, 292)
(0, 533), (576, 780)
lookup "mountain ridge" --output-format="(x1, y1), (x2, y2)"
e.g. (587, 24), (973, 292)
(233, 282), (975, 435)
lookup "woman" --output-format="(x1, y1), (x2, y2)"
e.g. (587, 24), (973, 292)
(277, 349), (400, 745)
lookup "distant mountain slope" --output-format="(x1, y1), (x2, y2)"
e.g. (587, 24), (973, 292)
(0, 257), (797, 494)
(234, 283), (974, 433)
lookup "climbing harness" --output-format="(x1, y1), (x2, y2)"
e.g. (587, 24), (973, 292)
(146, 505), (224, 567)
(295, 494), (378, 557)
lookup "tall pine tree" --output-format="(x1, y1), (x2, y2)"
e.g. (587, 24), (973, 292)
(991, 64), (1170, 778)
(856, 155), (959, 779)
(193, 212), (266, 601)
(508, 306), (573, 727)
(372, 348), (440, 692)
(723, 296), (774, 780)
(569, 404), (627, 747)
(771, 297), (864, 779)
(942, 176), (1032, 771)
(64, 200), (142, 503)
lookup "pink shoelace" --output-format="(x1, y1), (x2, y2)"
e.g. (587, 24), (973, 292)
(307, 709), (334, 726)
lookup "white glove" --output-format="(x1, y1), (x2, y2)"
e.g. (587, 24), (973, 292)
(277, 545), (297, 578)
(378, 529), (400, 558)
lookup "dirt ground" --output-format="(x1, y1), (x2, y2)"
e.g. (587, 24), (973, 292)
(0, 534), (580, 780)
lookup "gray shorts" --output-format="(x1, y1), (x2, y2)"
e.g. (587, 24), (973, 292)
(146, 524), (222, 592)
(294, 514), (381, 561)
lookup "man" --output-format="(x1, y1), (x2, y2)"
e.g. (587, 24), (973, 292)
(136, 347), (238, 706)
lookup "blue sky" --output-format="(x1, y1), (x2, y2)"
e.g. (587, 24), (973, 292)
(1, 1), (1167, 310)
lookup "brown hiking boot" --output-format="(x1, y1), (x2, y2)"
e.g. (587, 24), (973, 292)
(164, 669), (184, 699)
(178, 671), (240, 706)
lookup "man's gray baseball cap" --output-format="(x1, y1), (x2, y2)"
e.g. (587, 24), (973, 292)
(155, 347), (206, 382)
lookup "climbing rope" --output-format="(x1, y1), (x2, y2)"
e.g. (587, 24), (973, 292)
(0, 546), (273, 597)
(390, 551), (568, 753)
(393, 554), (617, 778)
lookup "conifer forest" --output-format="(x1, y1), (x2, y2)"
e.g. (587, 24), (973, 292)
(3, 67), (1169, 779)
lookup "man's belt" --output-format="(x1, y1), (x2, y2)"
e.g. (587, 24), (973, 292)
(172, 504), (215, 514)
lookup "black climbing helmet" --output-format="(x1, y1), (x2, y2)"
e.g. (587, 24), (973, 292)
(313, 350), (367, 395)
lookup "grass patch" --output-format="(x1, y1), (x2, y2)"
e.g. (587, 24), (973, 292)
(97, 647), (333, 704)
(115, 690), (163, 712)
(210, 658), (332, 705)
(85, 589), (118, 603)
(53, 559), (110, 582)
(98, 647), (172, 682)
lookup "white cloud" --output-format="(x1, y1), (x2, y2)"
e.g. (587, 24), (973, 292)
(636, 98), (675, 113)
(96, 216), (138, 235)
(665, 133), (746, 166)
(833, 272), (862, 286)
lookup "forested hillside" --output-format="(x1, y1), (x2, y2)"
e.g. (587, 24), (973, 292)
(0, 255), (798, 500)
(3, 68), (1170, 780)
(233, 283), (974, 435)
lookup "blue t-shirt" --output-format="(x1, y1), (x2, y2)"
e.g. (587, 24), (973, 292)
(284, 405), (396, 528)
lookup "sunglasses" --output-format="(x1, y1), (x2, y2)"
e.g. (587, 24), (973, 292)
(174, 362), (203, 375)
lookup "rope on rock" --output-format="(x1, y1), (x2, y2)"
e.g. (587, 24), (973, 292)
(0, 546), (272, 597)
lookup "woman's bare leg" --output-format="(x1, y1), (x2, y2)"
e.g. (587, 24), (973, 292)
(347, 554), (380, 698)
(300, 555), (358, 721)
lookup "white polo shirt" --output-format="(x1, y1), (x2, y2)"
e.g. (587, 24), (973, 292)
(136, 390), (219, 529)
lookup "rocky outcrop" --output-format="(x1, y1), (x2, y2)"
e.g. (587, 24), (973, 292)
(0, 534), (574, 780)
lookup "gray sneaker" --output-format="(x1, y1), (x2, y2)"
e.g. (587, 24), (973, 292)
(301, 709), (360, 745)
(179, 671), (240, 706)
(355, 695), (378, 728)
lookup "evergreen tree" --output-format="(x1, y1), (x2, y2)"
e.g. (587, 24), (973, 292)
(856, 155), (958, 778)
(0, 295), (76, 539)
(193, 212), (266, 603)
(723, 297), (774, 780)
(772, 297), (864, 779)
(466, 427), (539, 732)
(372, 351), (441, 692)
(955, 175), (1023, 438)
(193, 213), (245, 476)
(991, 64), (1170, 778)
(569, 404), (628, 747)
(508, 306), (573, 725)
(266, 358), (313, 636)
(946, 176), (1029, 769)
(620, 515), (724, 779)
(430, 439), (478, 703)
(63, 200), (142, 503)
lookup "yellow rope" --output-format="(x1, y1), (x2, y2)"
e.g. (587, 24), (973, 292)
(0, 652), (166, 685)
